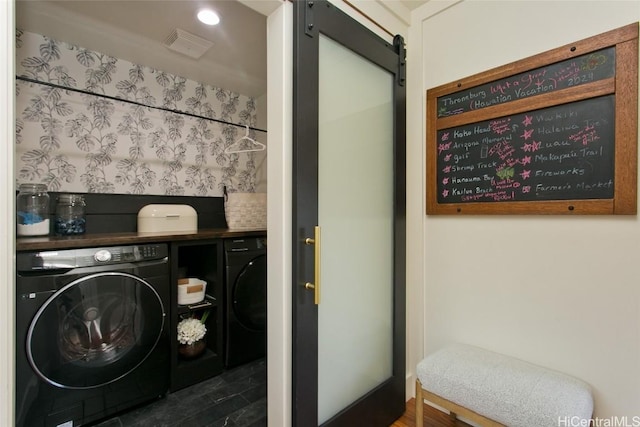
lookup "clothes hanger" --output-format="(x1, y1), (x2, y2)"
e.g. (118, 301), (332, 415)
(225, 126), (266, 153)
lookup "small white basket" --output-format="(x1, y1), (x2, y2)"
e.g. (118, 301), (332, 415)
(177, 278), (207, 305)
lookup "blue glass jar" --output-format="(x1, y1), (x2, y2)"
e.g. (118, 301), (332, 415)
(55, 194), (86, 235)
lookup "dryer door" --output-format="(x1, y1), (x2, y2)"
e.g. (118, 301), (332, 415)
(27, 271), (165, 389)
(232, 254), (267, 331)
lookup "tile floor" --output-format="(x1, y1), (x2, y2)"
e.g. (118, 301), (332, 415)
(93, 358), (267, 427)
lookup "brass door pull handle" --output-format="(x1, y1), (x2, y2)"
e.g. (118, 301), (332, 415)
(304, 226), (321, 304)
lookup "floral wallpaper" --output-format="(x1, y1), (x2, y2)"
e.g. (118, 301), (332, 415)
(15, 29), (266, 196)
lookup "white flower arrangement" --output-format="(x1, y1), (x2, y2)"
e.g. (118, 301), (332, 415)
(177, 315), (208, 345)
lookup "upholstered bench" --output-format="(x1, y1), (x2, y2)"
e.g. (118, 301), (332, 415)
(416, 344), (594, 427)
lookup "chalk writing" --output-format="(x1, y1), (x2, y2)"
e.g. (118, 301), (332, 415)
(436, 96), (614, 203)
(437, 47), (615, 117)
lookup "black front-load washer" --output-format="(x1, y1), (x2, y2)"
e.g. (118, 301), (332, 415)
(224, 236), (267, 368)
(15, 244), (170, 427)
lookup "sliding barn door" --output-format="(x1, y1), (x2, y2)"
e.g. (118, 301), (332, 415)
(292, 1), (407, 426)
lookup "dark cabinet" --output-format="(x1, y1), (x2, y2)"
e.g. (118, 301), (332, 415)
(170, 239), (224, 392)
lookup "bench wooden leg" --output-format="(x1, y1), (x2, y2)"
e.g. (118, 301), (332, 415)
(416, 379), (424, 427)
(420, 387), (506, 427)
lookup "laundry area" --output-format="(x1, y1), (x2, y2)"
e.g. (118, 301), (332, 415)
(13, 1), (268, 425)
(16, 229), (267, 427)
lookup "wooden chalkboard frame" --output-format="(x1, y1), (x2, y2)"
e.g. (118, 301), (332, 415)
(426, 23), (639, 215)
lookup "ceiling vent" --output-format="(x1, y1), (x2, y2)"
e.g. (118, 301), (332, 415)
(163, 28), (214, 59)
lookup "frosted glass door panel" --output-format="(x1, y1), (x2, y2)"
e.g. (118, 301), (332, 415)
(317, 35), (394, 424)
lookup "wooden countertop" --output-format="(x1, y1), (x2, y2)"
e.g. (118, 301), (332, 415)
(16, 228), (267, 252)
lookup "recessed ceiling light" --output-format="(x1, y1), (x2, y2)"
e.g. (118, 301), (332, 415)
(197, 9), (220, 26)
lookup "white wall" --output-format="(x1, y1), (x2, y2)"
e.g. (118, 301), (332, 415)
(266, 3), (293, 426)
(0, 0), (15, 425)
(409, 0), (640, 418)
(332, 0), (410, 40)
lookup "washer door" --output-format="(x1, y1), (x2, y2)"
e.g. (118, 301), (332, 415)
(27, 271), (165, 389)
(232, 254), (267, 331)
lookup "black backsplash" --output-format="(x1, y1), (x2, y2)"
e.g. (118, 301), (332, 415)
(46, 193), (227, 234)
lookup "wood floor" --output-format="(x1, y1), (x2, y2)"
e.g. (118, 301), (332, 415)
(391, 398), (470, 427)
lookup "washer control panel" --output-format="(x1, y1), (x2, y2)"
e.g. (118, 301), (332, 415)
(224, 236), (267, 252)
(17, 244), (168, 271)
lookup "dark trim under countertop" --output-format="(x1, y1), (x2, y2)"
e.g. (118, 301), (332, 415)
(16, 228), (267, 252)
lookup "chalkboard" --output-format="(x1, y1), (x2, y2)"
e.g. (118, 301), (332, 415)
(437, 96), (614, 203)
(437, 47), (615, 117)
(426, 23), (638, 215)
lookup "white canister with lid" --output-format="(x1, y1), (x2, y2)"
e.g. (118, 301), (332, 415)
(16, 183), (50, 236)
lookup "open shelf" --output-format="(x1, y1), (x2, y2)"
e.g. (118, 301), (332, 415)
(170, 239), (224, 392)
(176, 294), (217, 316)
